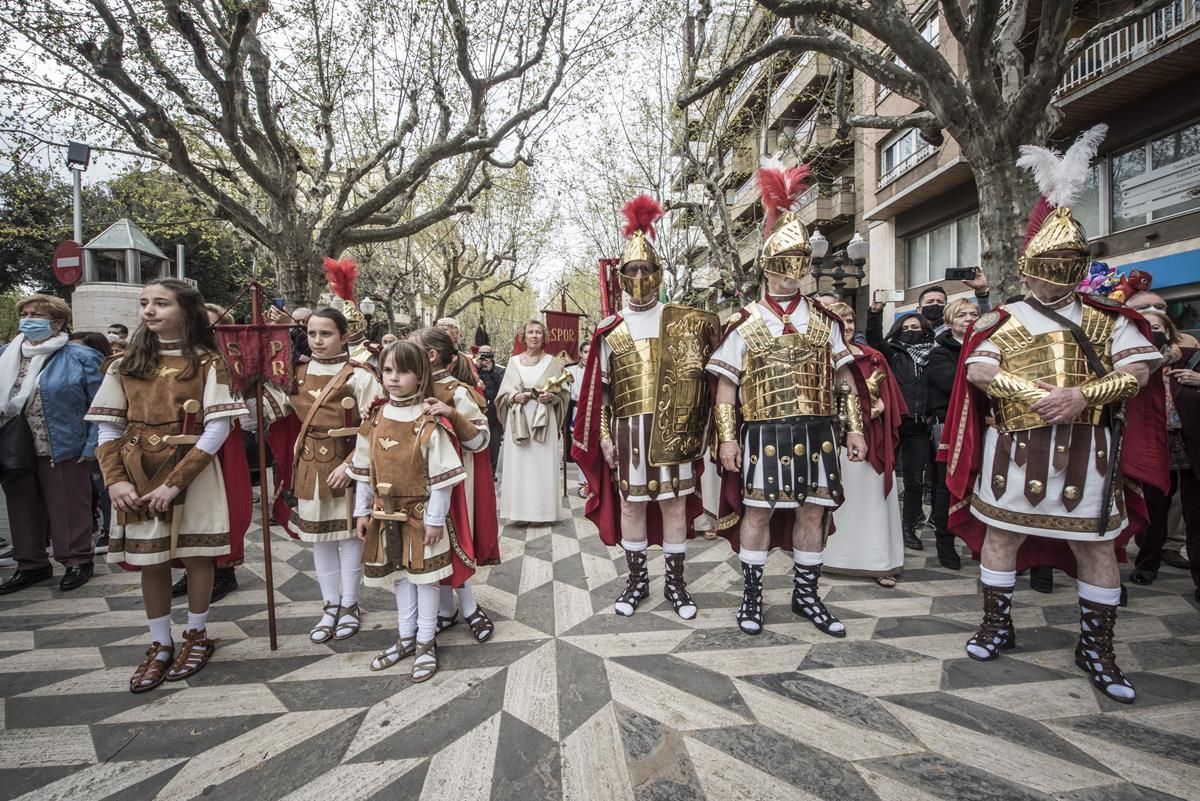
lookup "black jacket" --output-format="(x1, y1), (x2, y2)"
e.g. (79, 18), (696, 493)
(478, 364), (504, 427)
(925, 329), (963, 423)
(866, 308), (930, 419)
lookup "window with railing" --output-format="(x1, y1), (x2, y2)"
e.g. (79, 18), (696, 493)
(905, 212), (979, 287)
(878, 128), (938, 187)
(1060, 0), (1198, 94)
(1110, 118), (1200, 231)
(877, 14), (939, 102)
(770, 51), (815, 109)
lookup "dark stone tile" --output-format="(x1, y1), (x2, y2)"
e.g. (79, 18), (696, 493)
(616, 703), (665, 760)
(1129, 639), (1200, 671)
(436, 639), (547, 672)
(176, 654), (327, 687)
(744, 673), (916, 743)
(693, 724), (878, 801)
(880, 692), (1110, 773)
(4, 688), (189, 729)
(513, 580), (556, 636)
(823, 585), (922, 602)
(236, 616), (336, 640)
(765, 602), (870, 626)
(674, 626), (799, 653)
(268, 675), (413, 711)
(482, 558), (524, 597)
(1054, 715), (1200, 764)
(491, 712), (561, 801)
(801, 641), (934, 670)
(277, 571), (324, 603)
(1008, 626), (1081, 652)
(103, 763), (187, 801)
(613, 654), (752, 718)
(939, 656), (1073, 689)
(104, 595), (147, 611)
(0, 669), (92, 696)
(1119, 672), (1200, 707)
(858, 752), (1052, 801)
(33, 626), (146, 649)
(92, 714), (283, 761)
(1056, 783), (1187, 801)
(0, 615), (73, 633)
(551, 553), (591, 592)
(617, 707), (705, 801)
(0, 765), (85, 801)
(365, 760), (429, 801)
(898, 568), (969, 582)
(285, 550), (314, 570)
(522, 537), (554, 562)
(349, 668), (506, 761)
(1161, 613), (1200, 638)
(872, 616), (976, 639)
(202, 603), (272, 624)
(557, 641), (611, 740)
(563, 610), (687, 636)
(930, 594), (992, 615)
(1041, 604), (1084, 626)
(208, 711), (365, 800)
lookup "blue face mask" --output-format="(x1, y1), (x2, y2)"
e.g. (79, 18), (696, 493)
(18, 318), (54, 341)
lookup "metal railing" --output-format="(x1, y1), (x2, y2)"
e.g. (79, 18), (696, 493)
(1060, 0), (1198, 94)
(770, 51), (815, 109)
(728, 61), (765, 113)
(878, 141), (938, 188)
(732, 175), (758, 206)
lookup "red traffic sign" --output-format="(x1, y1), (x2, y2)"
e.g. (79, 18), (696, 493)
(53, 241), (83, 285)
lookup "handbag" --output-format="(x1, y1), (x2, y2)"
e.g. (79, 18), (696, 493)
(0, 413), (36, 483)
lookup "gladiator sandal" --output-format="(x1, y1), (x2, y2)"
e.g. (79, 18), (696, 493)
(1076, 599), (1136, 704)
(129, 642), (175, 694)
(791, 564), (846, 638)
(436, 610), (459, 635)
(465, 607), (495, 643)
(310, 601), (340, 644)
(737, 562), (765, 635)
(333, 603), (362, 640)
(613, 548), (649, 617)
(965, 584), (1016, 661)
(370, 636), (416, 672)
(663, 553), (698, 620)
(165, 628), (218, 681)
(411, 639), (438, 683)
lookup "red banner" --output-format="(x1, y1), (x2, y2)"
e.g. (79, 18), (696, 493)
(214, 323), (294, 396)
(544, 310), (582, 361)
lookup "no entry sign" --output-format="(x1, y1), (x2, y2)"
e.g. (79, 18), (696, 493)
(53, 240), (83, 285)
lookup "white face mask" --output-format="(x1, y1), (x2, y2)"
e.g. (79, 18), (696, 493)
(106, 332), (121, 342)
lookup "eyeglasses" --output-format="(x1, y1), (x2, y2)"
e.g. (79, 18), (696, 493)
(478, 353), (494, 359)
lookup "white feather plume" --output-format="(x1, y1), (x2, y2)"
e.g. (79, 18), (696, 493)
(759, 155), (786, 171)
(1016, 124), (1107, 208)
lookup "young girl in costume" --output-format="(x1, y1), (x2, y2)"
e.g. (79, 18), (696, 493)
(351, 340), (467, 681)
(87, 279), (247, 693)
(412, 326), (499, 643)
(278, 307), (384, 643)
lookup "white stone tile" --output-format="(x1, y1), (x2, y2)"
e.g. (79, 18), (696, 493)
(471, 584), (518, 622)
(271, 651), (397, 682)
(553, 581), (594, 636)
(155, 709), (359, 801)
(0, 647), (105, 673)
(19, 667), (192, 697)
(518, 555), (554, 595)
(104, 621), (248, 647)
(499, 536), (526, 563)
(950, 677), (1102, 720)
(853, 765), (945, 801)
(1119, 700), (1200, 739)
(886, 633), (983, 661)
(800, 662), (944, 697)
(686, 561), (741, 594)
(0, 631), (35, 651)
(685, 736), (822, 801)
(770, 618), (879, 642)
(1049, 721), (1200, 801)
(606, 661), (748, 731)
(278, 760), (424, 801)
(213, 634), (331, 661)
(420, 712), (500, 801)
(672, 645), (813, 676)
(0, 725), (96, 768)
(560, 629), (693, 659)
(552, 533), (581, 561)
(896, 579), (981, 597)
(9, 757), (186, 801)
(0, 598), (109, 616)
(562, 703), (635, 801)
(580, 553), (618, 591)
(503, 641), (559, 740)
(103, 683), (288, 723)
(832, 597), (933, 618)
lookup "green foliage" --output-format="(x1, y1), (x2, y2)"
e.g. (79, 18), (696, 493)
(0, 291), (20, 341)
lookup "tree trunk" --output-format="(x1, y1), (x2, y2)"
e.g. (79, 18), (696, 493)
(274, 242), (319, 307)
(970, 152), (1039, 304)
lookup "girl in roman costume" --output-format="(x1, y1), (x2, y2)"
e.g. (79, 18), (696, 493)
(412, 326), (500, 643)
(87, 278), (248, 693)
(497, 319), (571, 524)
(351, 340), (468, 682)
(822, 302), (907, 587)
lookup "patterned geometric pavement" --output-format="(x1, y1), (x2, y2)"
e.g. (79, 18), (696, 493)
(2, 491), (1199, 801)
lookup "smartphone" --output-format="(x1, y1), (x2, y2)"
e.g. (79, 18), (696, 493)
(272, 297), (287, 310)
(945, 266), (978, 281)
(873, 289), (905, 304)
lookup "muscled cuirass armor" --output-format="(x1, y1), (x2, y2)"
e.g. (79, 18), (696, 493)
(606, 321), (660, 419)
(739, 307), (837, 421)
(989, 306), (1114, 432)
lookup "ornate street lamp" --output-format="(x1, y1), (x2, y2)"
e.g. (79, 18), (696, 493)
(810, 231), (868, 299)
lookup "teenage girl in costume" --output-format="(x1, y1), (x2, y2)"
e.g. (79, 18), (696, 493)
(87, 279), (247, 693)
(351, 340), (467, 681)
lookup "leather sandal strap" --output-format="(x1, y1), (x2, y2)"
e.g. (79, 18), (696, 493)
(131, 643), (174, 689)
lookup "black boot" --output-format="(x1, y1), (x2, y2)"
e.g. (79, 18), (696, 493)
(171, 572), (188, 598)
(903, 526), (924, 551)
(1029, 566), (1054, 594)
(613, 548), (649, 617)
(663, 552), (697, 620)
(966, 584), (1016, 661)
(791, 564), (845, 637)
(210, 567), (239, 603)
(736, 561), (765, 635)
(935, 533), (960, 570)
(1076, 598), (1136, 704)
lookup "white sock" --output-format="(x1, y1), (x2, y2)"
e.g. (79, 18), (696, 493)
(311, 540), (342, 604)
(1077, 580), (1121, 607)
(457, 582), (479, 618)
(980, 566), (1016, 589)
(147, 613), (173, 647)
(186, 610), (209, 633)
(739, 549), (769, 567)
(793, 549), (822, 567)
(438, 586), (457, 619)
(663, 541), (687, 555)
(415, 583), (440, 642)
(395, 580), (417, 639)
(337, 537), (364, 606)
(577, 466), (586, 484)
(621, 538), (648, 552)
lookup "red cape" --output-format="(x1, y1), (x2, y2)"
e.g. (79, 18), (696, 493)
(266, 413), (302, 539)
(850, 345), (908, 495)
(937, 296), (1169, 575)
(439, 415), (480, 588)
(570, 313), (707, 547)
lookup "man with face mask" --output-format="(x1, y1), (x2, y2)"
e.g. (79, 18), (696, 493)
(1127, 292), (1199, 349)
(707, 160), (868, 637)
(572, 195), (719, 620)
(940, 126), (1167, 705)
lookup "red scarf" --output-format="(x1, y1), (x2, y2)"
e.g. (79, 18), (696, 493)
(762, 293), (802, 334)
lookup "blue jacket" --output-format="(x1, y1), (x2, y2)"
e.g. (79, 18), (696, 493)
(0, 341), (103, 463)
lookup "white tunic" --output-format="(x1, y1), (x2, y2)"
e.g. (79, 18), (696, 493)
(825, 455), (904, 576)
(965, 299), (1161, 540)
(499, 355), (563, 523)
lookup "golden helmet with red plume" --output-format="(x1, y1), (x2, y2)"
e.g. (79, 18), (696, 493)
(320, 257), (367, 338)
(619, 194), (664, 305)
(757, 158), (813, 281)
(1016, 125), (1106, 287)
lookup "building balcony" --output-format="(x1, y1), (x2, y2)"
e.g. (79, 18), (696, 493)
(795, 180), (856, 227)
(671, 184), (709, 228)
(878, 141), (939, 189)
(736, 230), (761, 267)
(720, 138), (758, 187)
(768, 52), (832, 126)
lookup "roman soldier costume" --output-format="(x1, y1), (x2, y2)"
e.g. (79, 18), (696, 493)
(573, 194), (718, 619)
(706, 160), (861, 637)
(939, 125), (1168, 703)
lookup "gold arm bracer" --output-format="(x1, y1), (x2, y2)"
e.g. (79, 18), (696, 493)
(599, 404), (612, 442)
(1079, 370), (1140, 407)
(986, 371), (1050, 404)
(714, 402), (738, 443)
(843, 390), (865, 435)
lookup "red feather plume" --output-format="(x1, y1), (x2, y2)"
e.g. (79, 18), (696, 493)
(757, 160), (811, 235)
(622, 194), (664, 241)
(322, 257), (357, 303)
(1022, 196), (1054, 250)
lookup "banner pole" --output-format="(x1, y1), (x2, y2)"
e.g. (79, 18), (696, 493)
(251, 282), (280, 651)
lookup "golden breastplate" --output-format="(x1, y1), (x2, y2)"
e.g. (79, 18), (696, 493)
(990, 308), (1114, 432)
(607, 322), (659, 418)
(740, 306), (836, 421)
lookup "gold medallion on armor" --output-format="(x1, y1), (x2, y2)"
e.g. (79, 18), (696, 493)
(648, 305), (719, 466)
